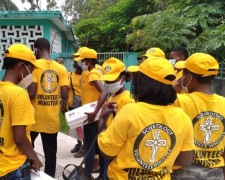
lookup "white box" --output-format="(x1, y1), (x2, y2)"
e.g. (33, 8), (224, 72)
(31, 171), (56, 180)
(65, 101), (101, 129)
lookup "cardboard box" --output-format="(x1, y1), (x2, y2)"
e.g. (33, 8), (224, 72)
(31, 171), (56, 180)
(65, 101), (101, 129)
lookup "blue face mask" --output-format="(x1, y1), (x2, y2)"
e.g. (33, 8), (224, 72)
(169, 59), (176, 66)
(181, 74), (192, 93)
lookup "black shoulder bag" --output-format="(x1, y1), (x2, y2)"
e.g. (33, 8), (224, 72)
(62, 109), (114, 180)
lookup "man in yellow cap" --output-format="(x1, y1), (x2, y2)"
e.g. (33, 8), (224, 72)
(27, 38), (69, 178)
(74, 47), (107, 175)
(0, 44), (43, 179)
(98, 57), (194, 180)
(172, 53), (225, 180)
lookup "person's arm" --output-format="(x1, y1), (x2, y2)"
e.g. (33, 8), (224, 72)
(13, 126), (43, 171)
(85, 80), (107, 123)
(28, 82), (38, 100)
(60, 85), (69, 114)
(174, 150), (194, 166)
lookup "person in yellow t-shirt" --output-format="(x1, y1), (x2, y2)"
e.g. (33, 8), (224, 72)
(98, 57), (135, 180)
(68, 61), (85, 157)
(98, 57), (194, 180)
(27, 38), (68, 178)
(73, 47), (107, 175)
(100, 57), (134, 127)
(172, 53), (225, 180)
(0, 44), (43, 180)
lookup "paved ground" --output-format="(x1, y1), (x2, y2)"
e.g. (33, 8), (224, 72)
(34, 132), (98, 180)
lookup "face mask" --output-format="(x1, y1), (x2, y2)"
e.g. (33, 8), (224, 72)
(105, 78), (124, 94)
(169, 59), (176, 66)
(80, 61), (88, 71)
(18, 65), (33, 88)
(181, 74), (192, 93)
(77, 61), (82, 67)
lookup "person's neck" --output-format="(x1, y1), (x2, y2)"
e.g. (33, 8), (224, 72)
(192, 84), (213, 95)
(88, 64), (95, 71)
(40, 51), (51, 60)
(75, 70), (82, 75)
(2, 70), (19, 84)
(114, 86), (126, 96)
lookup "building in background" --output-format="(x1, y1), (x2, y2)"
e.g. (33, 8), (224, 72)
(0, 11), (75, 73)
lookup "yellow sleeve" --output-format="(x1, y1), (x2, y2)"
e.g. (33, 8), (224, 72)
(32, 69), (38, 83)
(88, 71), (100, 82)
(180, 113), (194, 151)
(60, 66), (69, 86)
(98, 106), (131, 157)
(10, 90), (35, 126)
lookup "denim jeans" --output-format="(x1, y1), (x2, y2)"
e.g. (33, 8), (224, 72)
(0, 160), (30, 180)
(83, 121), (98, 174)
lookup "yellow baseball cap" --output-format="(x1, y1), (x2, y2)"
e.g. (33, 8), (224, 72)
(4, 44), (41, 69)
(127, 65), (139, 72)
(137, 57), (176, 85)
(74, 47), (97, 61)
(178, 53), (219, 76)
(72, 47), (89, 58)
(100, 57), (126, 81)
(141, 47), (165, 58)
(174, 61), (185, 69)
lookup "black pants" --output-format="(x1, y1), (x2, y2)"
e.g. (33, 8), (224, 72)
(30, 131), (58, 178)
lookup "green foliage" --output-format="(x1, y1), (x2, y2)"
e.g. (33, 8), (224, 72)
(126, 0), (225, 60)
(0, 0), (18, 10)
(73, 0), (159, 52)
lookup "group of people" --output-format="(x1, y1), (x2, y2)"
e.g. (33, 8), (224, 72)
(0, 36), (224, 180)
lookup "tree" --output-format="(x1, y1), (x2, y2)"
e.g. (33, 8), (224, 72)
(73, 0), (161, 52)
(0, 0), (18, 10)
(126, 0), (225, 60)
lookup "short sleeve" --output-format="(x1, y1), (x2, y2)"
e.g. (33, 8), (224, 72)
(60, 66), (69, 86)
(98, 106), (131, 157)
(180, 113), (194, 151)
(88, 70), (100, 82)
(10, 90), (35, 126)
(32, 69), (38, 83)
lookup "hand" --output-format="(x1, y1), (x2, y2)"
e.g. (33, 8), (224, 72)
(30, 158), (43, 172)
(84, 111), (97, 124)
(61, 103), (67, 114)
(173, 77), (183, 93)
(98, 102), (118, 130)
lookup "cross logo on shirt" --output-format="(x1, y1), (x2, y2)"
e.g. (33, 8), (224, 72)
(199, 118), (219, 144)
(45, 74), (55, 90)
(146, 131), (167, 163)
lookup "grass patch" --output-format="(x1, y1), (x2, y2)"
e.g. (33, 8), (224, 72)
(60, 111), (69, 135)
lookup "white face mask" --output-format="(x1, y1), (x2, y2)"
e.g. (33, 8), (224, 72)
(18, 65), (33, 88)
(169, 59), (176, 66)
(105, 78), (124, 94)
(181, 74), (192, 93)
(80, 61), (88, 71)
(77, 61), (82, 67)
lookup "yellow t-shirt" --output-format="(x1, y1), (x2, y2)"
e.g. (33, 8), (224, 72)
(0, 81), (35, 176)
(31, 59), (68, 133)
(81, 68), (101, 105)
(106, 91), (134, 127)
(67, 71), (82, 107)
(174, 92), (225, 168)
(98, 102), (194, 180)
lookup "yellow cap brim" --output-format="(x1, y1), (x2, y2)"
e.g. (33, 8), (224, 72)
(100, 73), (120, 81)
(175, 61), (186, 69)
(74, 56), (84, 61)
(72, 53), (81, 58)
(127, 66), (139, 72)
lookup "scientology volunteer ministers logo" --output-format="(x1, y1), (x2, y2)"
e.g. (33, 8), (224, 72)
(193, 111), (225, 149)
(133, 123), (176, 170)
(40, 70), (59, 93)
